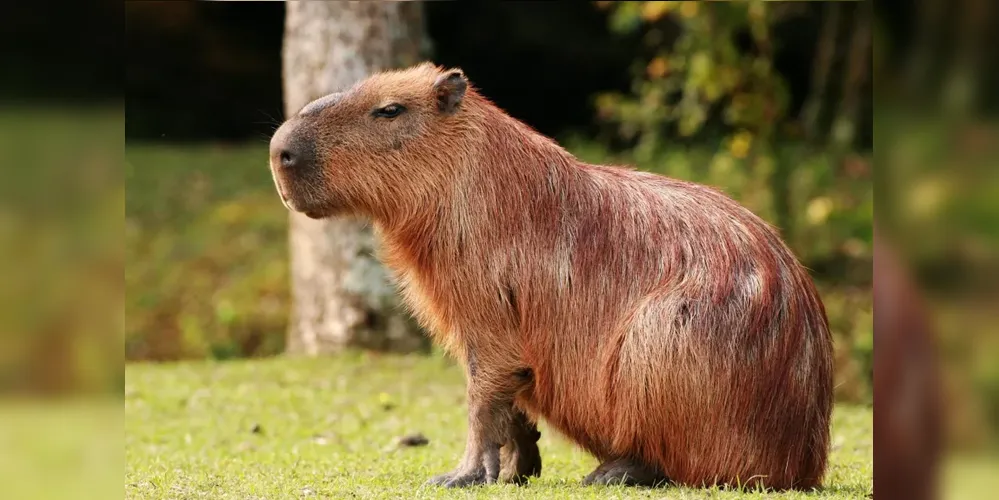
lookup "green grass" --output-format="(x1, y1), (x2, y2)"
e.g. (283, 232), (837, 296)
(125, 354), (873, 499)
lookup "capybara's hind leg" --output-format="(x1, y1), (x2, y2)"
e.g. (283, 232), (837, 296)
(582, 457), (668, 487)
(499, 410), (542, 484)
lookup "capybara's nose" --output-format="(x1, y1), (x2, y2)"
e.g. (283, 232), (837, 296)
(278, 149), (298, 169)
(269, 123), (313, 172)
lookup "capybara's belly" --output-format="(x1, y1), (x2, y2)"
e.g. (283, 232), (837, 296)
(516, 343), (620, 461)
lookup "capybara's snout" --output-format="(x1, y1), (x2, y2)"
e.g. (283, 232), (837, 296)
(269, 119), (317, 177)
(268, 118), (327, 216)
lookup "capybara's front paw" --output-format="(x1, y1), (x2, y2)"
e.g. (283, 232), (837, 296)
(425, 466), (493, 488)
(427, 446), (501, 488)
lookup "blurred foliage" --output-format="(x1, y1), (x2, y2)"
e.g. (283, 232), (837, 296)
(595, 0), (788, 148)
(0, 107), (122, 397)
(126, 145), (289, 361)
(877, 87), (999, 453)
(590, 1), (873, 279)
(872, 0), (999, 455)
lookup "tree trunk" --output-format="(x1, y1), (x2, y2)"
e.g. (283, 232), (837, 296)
(800, 1), (841, 145)
(831, 0), (872, 153)
(282, 1), (430, 355)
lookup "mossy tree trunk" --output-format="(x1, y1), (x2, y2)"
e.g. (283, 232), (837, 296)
(282, 1), (430, 355)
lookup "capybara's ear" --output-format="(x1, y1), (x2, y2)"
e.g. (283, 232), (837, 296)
(433, 69), (467, 115)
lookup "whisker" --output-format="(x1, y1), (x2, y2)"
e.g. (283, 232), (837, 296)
(257, 109), (284, 128)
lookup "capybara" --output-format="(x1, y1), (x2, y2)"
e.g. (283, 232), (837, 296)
(268, 63), (834, 490)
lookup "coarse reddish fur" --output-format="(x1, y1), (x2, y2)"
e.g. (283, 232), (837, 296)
(269, 63), (834, 490)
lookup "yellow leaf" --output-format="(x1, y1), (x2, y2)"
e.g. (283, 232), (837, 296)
(679, 1), (699, 19)
(646, 57), (668, 79)
(729, 130), (753, 159)
(690, 52), (711, 83)
(907, 178), (948, 217)
(641, 2), (674, 22)
(806, 197), (835, 225)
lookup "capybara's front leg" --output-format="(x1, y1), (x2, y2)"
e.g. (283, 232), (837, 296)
(427, 357), (529, 488)
(426, 388), (511, 487)
(499, 410), (542, 484)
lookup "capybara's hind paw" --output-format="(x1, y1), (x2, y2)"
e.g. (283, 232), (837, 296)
(582, 458), (669, 487)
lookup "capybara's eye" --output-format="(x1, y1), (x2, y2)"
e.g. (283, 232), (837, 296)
(372, 104), (406, 119)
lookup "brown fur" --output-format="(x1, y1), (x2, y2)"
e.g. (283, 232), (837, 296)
(269, 63), (834, 490)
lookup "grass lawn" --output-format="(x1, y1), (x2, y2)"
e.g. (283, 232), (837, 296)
(125, 354), (873, 499)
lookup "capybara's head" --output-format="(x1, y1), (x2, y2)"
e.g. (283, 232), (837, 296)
(268, 63), (472, 219)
